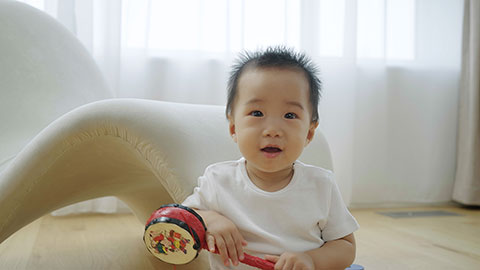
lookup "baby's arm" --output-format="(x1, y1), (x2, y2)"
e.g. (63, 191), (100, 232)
(195, 209), (248, 267)
(265, 233), (356, 270)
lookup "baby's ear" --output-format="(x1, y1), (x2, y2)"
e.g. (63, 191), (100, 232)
(228, 115), (237, 143)
(305, 121), (319, 146)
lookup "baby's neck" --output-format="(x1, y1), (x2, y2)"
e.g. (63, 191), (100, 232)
(245, 162), (294, 192)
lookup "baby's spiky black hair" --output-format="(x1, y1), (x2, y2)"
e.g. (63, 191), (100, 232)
(226, 46), (321, 122)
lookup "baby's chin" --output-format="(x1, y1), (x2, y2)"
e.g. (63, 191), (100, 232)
(246, 160), (295, 174)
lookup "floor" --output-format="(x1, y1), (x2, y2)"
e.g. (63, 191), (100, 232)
(352, 206), (480, 270)
(0, 206), (479, 269)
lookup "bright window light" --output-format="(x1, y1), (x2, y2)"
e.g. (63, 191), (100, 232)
(319, 0), (345, 57)
(22, 0), (416, 59)
(228, 0), (244, 52)
(148, 0), (201, 50)
(357, 0), (416, 60)
(122, 0), (149, 48)
(18, 0), (44, 10)
(243, 0), (286, 50)
(200, 0), (227, 52)
(285, 0), (301, 49)
(357, 0), (385, 59)
(386, 0), (415, 60)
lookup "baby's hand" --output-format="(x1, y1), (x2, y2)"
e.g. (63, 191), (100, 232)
(265, 252), (314, 270)
(198, 210), (247, 267)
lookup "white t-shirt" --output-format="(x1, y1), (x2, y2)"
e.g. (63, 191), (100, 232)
(182, 158), (359, 270)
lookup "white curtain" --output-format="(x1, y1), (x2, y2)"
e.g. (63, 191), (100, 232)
(19, 0), (464, 213)
(453, 0), (480, 206)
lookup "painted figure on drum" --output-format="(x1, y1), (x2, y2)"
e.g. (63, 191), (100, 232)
(148, 229), (190, 255)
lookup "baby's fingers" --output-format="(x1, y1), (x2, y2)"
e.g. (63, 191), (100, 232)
(265, 255), (279, 263)
(233, 234), (246, 262)
(265, 254), (284, 270)
(224, 234), (241, 266)
(214, 235), (231, 266)
(206, 232), (230, 266)
(206, 232), (216, 253)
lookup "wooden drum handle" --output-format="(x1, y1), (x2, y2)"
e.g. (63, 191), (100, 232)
(240, 253), (275, 270)
(211, 249), (275, 270)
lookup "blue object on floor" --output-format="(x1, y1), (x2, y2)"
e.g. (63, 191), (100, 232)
(346, 264), (364, 270)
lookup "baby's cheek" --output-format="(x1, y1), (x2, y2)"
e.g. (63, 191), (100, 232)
(289, 140), (306, 158)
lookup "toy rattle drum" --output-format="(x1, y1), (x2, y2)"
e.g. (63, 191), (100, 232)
(144, 204), (275, 269)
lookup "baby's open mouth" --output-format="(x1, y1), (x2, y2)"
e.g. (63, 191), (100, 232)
(261, 147), (282, 153)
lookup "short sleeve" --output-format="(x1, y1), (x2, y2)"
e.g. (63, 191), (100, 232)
(182, 174), (217, 210)
(320, 175), (359, 241)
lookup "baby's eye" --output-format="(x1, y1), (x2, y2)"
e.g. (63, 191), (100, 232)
(250, 111), (264, 117)
(285, 112), (297, 119)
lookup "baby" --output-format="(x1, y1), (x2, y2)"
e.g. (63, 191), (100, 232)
(183, 47), (359, 270)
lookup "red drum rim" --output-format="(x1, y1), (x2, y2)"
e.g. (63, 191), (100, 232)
(144, 204), (208, 264)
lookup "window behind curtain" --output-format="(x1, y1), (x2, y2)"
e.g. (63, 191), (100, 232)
(20, 0), (416, 60)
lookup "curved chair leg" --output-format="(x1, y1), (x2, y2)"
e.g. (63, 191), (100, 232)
(0, 131), (210, 269)
(0, 98), (219, 268)
(0, 135), (172, 244)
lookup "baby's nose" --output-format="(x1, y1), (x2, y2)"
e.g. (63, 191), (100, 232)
(262, 122), (283, 137)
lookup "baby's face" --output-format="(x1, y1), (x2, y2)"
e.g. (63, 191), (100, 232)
(229, 67), (317, 175)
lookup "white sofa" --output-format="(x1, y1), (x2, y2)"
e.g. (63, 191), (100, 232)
(0, 1), (333, 269)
